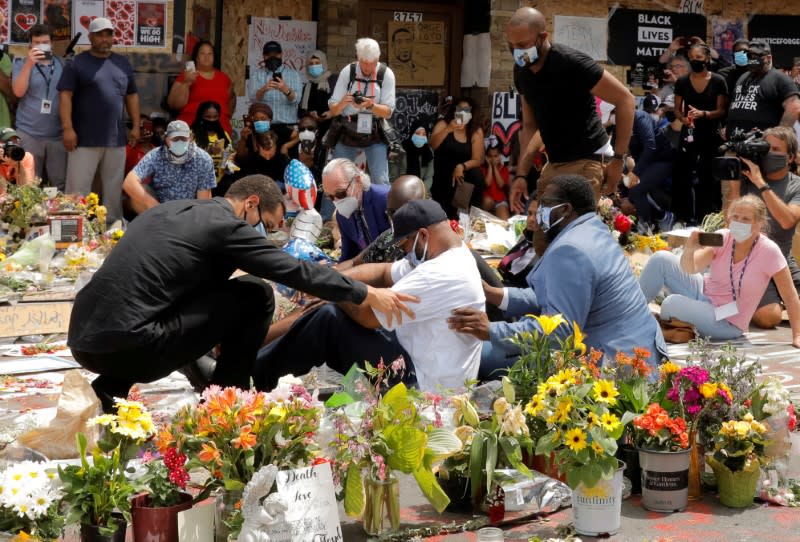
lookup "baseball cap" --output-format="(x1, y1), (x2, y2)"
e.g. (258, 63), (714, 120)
(748, 41), (771, 56)
(0, 128), (19, 142)
(642, 94), (660, 113)
(165, 120), (191, 139)
(391, 199), (448, 241)
(263, 41), (282, 54)
(89, 17), (114, 33)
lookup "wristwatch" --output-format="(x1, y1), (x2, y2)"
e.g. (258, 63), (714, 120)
(759, 184), (772, 193)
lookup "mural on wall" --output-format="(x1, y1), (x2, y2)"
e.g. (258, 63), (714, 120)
(387, 20), (445, 87)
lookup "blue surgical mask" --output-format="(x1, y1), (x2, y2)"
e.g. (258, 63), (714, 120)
(411, 134), (427, 148)
(734, 51), (748, 67)
(169, 140), (189, 157)
(308, 64), (324, 78)
(254, 120), (270, 133)
(536, 203), (565, 232)
(513, 45), (538, 67)
(729, 220), (752, 243)
(405, 231), (428, 267)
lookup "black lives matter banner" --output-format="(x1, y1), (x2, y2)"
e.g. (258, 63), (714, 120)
(748, 15), (800, 68)
(607, 8), (707, 65)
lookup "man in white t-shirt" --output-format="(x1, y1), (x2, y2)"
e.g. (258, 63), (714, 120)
(253, 199), (485, 391)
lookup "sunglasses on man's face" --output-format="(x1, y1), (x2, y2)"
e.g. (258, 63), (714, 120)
(331, 180), (353, 201)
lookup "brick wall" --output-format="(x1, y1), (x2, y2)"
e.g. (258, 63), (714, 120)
(317, 0), (359, 75)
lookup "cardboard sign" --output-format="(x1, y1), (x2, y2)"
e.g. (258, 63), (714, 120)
(0, 301), (72, 337)
(247, 17), (317, 75)
(489, 91), (521, 161)
(272, 462), (341, 542)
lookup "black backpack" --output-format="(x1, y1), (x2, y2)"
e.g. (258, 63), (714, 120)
(347, 62), (387, 95)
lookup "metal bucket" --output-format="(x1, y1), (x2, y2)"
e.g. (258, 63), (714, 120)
(639, 447), (691, 512)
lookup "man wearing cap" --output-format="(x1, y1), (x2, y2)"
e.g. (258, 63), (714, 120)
(254, 198), (485, 392)
(69, 174), (416, 411)
(247, 41), (302, 153)
(57, 16), (140, 223)
(0, 128), (36, 186)
(12, 24), (67, 191)
(726, 41), (800, 137)
(122, 120), (215, 214)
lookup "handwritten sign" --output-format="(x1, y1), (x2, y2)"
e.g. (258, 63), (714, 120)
(247, 17), (317, 75)
(272, 462), (341, 542)
(554, 15), (607, 61)
(390, 89), (439, 140)
(0, 302), (72, 337)
(490, 91), (521, 161)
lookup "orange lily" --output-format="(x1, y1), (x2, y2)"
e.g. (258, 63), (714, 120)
(198, 441), (222, 465)
(232, 425), (257, 450)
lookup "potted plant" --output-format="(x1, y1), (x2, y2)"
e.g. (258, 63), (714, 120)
(441, 379), (533, 515)
(506, 314), (588, 473)
(59, 399), (156, 542)
(159, 378), (324, 542)
(130, 448), (193, 542)
(326, 360), (461, 536)
(0, 461), (64, 541)
(707, 412), (767, 507)
(632, 403), (690, 512)
(528, 366), (632, 536)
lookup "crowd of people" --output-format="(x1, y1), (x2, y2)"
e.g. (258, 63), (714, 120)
(0, 9), (794, 406)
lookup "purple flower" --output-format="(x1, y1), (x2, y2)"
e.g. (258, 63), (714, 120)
(687, 404), (701, 416)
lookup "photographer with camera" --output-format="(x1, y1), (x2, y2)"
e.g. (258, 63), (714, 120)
(327, 38), (397, 186)
(0, 128), (35, 187)
(639, 195), (800, 347)
(725, 126), (800, 329)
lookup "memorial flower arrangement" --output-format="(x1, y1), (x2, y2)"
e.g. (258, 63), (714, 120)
(0, 182), (48, 234)
(440, 378), (533, 502)
(326, 360), (461, 530)
(631, 403), (690, 451)
(137, 447), (191, 507)
(665, 365), (733, 443)
(597, 196), (636, 249)
(708, 413), (767, 473)
(158, 379), (323, 496)
(59, 399), (156, 534)
(610, 348), (653, 421)
(749, 378), (795, 429)
(0, 461), (64, 540)
(528, 366), (633, 489)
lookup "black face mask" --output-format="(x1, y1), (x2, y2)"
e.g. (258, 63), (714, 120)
(689, 60), (707, 73)
(747, 57), (766, 73)
(265, 57), (282, 72)
(760, 152), (789, 174)
(201, 119), (222, 131)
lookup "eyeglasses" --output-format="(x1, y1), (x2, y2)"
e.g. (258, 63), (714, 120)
(331, 179), (353, 201)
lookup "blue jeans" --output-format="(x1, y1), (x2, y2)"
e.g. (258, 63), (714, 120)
(639, 251), (742, 340)
(628, 161), (672, 224)
(333, 141), (389, 185)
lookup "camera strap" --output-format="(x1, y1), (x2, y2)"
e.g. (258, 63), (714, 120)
(347, 62), (386, 98)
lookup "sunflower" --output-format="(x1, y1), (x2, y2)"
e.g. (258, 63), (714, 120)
(600, 412), (621, 432)
(659, 361), (681, 375)
(591, 441), (604, 454)
(556, 397), (573, 415)
(585, 411), (599, 427)
(564, 427), (587, 452)
(552, 369), (577, 387)
(592, 380), (619, 406)
(525, 394), (545, 416)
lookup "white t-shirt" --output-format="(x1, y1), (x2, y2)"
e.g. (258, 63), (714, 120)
(373, 244), (485, 391)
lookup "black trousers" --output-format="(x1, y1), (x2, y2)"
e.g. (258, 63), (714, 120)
(73, 276), (274, 400)
(253, 303), (412, 392)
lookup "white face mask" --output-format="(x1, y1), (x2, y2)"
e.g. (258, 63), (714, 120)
(513, 45), (538, 67)
(455, 111), (472, 125)
(729, 221), (753, 243)
(169, 140), (189, 157)
(334, 196), (359, 219)
(298, 129), (316, 142)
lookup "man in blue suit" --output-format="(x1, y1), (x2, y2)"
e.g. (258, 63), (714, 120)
(448, 174), (667, 379)
(322, 158), (390, 261)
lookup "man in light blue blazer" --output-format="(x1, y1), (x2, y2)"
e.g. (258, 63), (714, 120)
(449, 174), (667, 379)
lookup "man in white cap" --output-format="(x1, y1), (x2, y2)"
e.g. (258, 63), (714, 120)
(122, 120), (215, 214)
(57, 16), (140, 223)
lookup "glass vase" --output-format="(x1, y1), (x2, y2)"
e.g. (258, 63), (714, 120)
(688, 431), (703, 500)
(362, 474), (400, 536)
(214, 489), (243, 542)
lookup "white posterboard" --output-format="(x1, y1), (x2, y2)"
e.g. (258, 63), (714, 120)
(554, 15), (608, 61)
(247, 17), (317, 80)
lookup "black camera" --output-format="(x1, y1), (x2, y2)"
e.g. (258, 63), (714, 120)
(3, 141), (24, 161)
(352, 91), (365, 105)
(713, 129), (771, 180)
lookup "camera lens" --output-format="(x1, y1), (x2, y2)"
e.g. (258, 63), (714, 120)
(4, 142), (25, 161)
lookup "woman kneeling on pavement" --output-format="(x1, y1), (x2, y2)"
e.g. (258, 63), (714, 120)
(639, 195), (800, 346)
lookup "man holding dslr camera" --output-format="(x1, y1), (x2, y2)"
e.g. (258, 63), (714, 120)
(0, 128), (35, 186)
(726, 126), (800, 329)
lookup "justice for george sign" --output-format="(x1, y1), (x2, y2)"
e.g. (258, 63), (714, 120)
(607, 8), (707, 65)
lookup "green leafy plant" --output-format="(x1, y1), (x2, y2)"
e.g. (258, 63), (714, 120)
(710, 413), (768, 472)
(138, 447), (190, 507)
(58, 399), (155, 535)
(327, 360), (462, 519)
(441, 379), (533, 502)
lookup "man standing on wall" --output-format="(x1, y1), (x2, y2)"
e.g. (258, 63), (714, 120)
(506, 7), (635, 256)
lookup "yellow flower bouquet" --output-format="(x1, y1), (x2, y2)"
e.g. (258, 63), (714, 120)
(527, 367), (634, 489)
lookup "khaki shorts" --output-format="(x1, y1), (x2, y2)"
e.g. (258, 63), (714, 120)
(533, 159), (605, 256)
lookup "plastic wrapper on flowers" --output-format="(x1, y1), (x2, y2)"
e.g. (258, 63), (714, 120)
(494, 468), (572, 514)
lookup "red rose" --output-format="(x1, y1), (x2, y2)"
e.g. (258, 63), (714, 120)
(614, 213), (632, 234)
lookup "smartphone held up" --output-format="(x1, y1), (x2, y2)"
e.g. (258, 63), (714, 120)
(698, 232), (724, 247)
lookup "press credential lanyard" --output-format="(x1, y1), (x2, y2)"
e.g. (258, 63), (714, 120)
(717, 237), (758, 320)
(35, 62), (55, 114)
